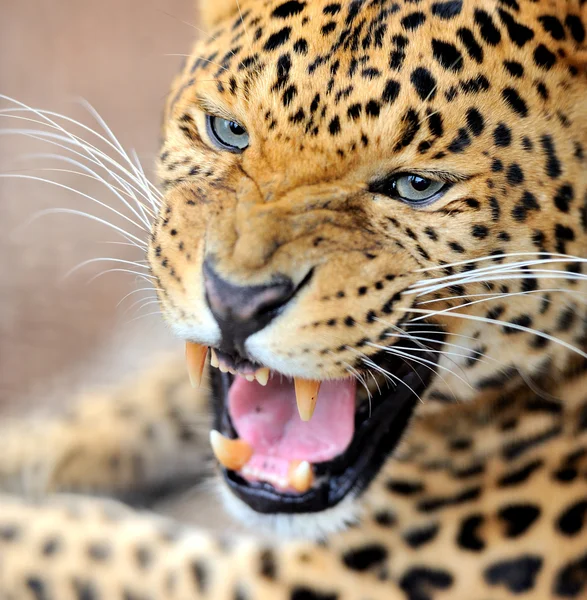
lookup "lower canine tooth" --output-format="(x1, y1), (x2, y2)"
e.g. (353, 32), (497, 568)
(294, 378), (321, 421)
(255, 368), (270, 386)
(185, 342), (208, 388)
(209, 430), (253, 471)
(289, 460), (314, 493)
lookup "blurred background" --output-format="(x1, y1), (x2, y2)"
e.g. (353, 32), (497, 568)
(1, 0), (198, 416)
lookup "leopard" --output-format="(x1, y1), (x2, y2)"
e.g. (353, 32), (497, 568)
(1, 0), (587, 598)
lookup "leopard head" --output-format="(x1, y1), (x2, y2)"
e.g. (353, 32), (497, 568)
(149, 0), (587, 535)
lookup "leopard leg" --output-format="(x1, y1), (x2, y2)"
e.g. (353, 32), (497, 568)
(0, 495), (403, 600)
(0, 358), (212, 499)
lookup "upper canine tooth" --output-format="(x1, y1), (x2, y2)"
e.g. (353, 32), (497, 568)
(288, 460), (314, 493)
(209, 430), (253, 471)
(294, 378), (321, 421)
(210, 349), (219, 369)
(185, 342), (208, 388)
(255, 368), (270, 386)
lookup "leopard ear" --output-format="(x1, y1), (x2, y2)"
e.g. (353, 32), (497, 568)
(197, 0), (242, 30)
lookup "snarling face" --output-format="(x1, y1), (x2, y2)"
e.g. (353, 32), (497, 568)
(150, 0), (587, 533)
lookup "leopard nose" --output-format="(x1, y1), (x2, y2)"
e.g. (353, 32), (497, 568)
(203, 259), (295, 354)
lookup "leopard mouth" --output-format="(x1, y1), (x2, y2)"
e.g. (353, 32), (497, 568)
(207, 330), (444, 515)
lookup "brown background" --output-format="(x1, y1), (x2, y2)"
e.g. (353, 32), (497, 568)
(1, 0), (199, 415)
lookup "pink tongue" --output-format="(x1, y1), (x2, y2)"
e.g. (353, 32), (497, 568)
(228, 375), (356, 489)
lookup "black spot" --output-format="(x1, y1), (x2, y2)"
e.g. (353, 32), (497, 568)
(498, 9), (534, 46)
(411, 68), (437, 101)
(342, 544), (388, 572)
(447, 128), (471, 153)
(432, 0), (462, 19)
(474, 9), (502, 45)
(400, 568), (453, 600)
(540, 134), (562, 178)
(365, 100), (380, 117)
(347, 103), (362, 120)
(534, 44), (557, 70)
(503, 60), (524, 77)
(191, 560), (208, 594)
(538, 15), (566, 40)
(323, 3), (341, 15)
(498, 504), (541, 537)
(506, 163), (524, 185)
(505, 425), (562, 461)
(557, 500), (587, 536)
(471, 224), (489, 239)
(402, 12), (426, 30)
(555, 223), (575, 254)
(272, 1), (306, 18)
(72, 579), (98, 600)
(456, 27), (483, 63)
(502, 87), (528, 117)
(282, 85), (297, 106)
(449, 241), (465, 253)
(293, 38), (308, 54)
(263, 27), (292, 51)
(394, 109), (420, 150)
(554, 184), (574, 213)
(460, 74), (490, 94)
(465, 108), (484, 136)
(498, 458), (543, 486)
(259, 549), (277, 579)
(403, 523), (440, 548)
(512, 190), (540, 222)
(291, 588), (338, 600)
(382, 79), (401, 104)
(432, 39), (464, 71)
(387, 479), (424, 495)
(427, 112), (444, 137)
(328, 116), (341, 135)
(26, 577), (49, 600)
(418, 486), (481, 512)
(553, 551), (587, 597)
(321, 21), (337, 35)
(493, 123), (511, 146)
(566, 14), (586, 43)
(457, 514), (485, 551)
(485, 555), (543, 593)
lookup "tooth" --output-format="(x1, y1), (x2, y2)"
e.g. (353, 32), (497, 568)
(210, 349), (219, 368)
(185, 342), (208, 388)
(245, 374), (255, 382)
(289, 460), (314, 493)
(294, 378), (321, 421)
(209, 430), (253, 471)
(219, 364), (228, 373)
(255, 368), (270, 386)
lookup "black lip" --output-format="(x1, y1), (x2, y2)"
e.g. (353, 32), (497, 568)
(210, 333), (443, 515)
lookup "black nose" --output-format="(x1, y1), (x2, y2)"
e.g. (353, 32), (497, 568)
(203, 259), (295, 356)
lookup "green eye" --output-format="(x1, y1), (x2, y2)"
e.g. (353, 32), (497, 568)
(394, 175), (445, 204)
(206, 115), (249, 152)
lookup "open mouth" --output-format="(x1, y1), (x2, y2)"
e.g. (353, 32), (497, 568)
(188, 329), (444, 515)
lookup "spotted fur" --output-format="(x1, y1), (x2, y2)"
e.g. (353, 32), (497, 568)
(1, 0), (587, 597)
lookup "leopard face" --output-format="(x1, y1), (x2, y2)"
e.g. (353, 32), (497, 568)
(149, 0), (587, 535)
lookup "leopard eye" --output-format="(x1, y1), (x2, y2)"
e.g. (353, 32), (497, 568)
(206, 115), (249, 152)
(393, 175), (445, 204)
(369, 173), (448, 207)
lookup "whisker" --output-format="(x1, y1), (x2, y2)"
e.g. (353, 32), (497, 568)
(17, 208), (146, 247)
(116, 286), (163, 308)
(63, 257), (150, 281)
(405, 307), (587, 360)
(0, 174), (148, 233)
